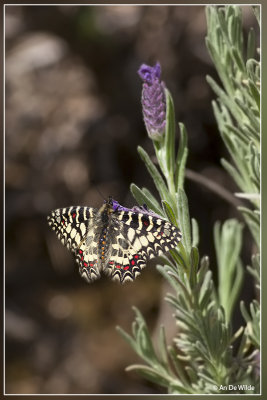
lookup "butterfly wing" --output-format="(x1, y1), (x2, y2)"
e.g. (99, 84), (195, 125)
(103, 209), (182, 283)
(47, 206), (101, 282)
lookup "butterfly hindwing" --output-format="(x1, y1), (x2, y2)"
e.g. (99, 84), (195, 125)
(104, 209), (182, 283)
(102, 219), (147, 283)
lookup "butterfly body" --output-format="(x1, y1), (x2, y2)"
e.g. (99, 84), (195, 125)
(47, 197), (181, 283)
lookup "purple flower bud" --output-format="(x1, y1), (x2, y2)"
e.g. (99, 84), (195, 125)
(138, 62), (166, 141)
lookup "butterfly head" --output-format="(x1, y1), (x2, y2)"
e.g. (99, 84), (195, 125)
(104, 197), (124, 212)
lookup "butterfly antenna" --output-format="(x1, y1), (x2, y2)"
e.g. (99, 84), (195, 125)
(95, 187), (106, 202)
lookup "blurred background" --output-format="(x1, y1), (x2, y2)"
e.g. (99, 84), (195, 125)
(5, 5), (258, 395)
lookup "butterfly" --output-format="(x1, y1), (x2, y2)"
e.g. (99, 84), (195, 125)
(47, 197), (182, 283)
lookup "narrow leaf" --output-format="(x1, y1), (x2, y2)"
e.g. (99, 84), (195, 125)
(130, 183), (163, 216)
(175, 123), (188, 190)
(177, 189), (192, 257)
(137, 146), (170, 201)
(164, 88), (176, 176)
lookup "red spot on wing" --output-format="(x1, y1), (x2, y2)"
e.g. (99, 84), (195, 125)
(83, 262), (88, 267)
(124, 266), (129, 270)
(134, 255), (139, 259)
(131, 260), (135, 265)
(116, 265), (121, 269)
(72, 213), (76, 218)
(79, 250), (83, 254)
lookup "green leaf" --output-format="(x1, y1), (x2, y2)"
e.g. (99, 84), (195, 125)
(205, 47), (234, 96)
(169, 246), (189, 273)
(247, 28), (256, 59)
(221, 158), (246, 191)
(191, 218), (199, 248)
(238, 206), (260, 247)
(227, 258), (244, 320)
(243, 121), (260, 144)
(217, 7), (231, 45)
(175, 123), (188, 190)
(162, 200), (178, 226)
(156, 265), (183, 293)
(142, 187), (162, 209)
(234, 97), (259, 132)
(231, 46), (246, 73)
(207, 75), (246, 123)
(198, 256), (210, 281)
(130, 183), (163, 216)
(177, 189), (192, 257)
(132, 307), (159, 364)
(116, 325), (138, 352)
(246, 59), (260, 84)
(189, 247), (199, 287)
(137, 146), (171, 203)
(247, 253), (260, 285)
(248, 79), (260, 111)
(164, 89), (176, 177)
(214, 219), (244, 321)
(198, 270), (214, 310)
(224, 123), (250, 146)
(158, 325), (169, 368)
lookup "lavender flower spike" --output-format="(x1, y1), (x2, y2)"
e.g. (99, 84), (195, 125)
(138, 62), (166, 141)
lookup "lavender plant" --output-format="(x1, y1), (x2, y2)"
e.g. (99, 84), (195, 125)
(117, 5), (260, 394)
(206, 5), (260, 348)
